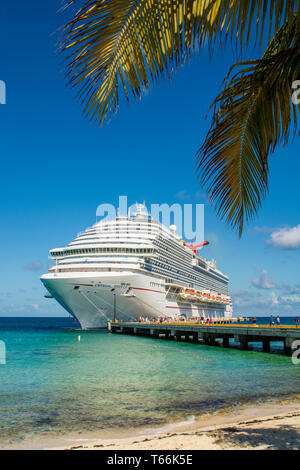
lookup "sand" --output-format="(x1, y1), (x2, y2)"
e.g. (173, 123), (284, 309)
(62, 397), (300, 451)
(2, 396), (300, 450)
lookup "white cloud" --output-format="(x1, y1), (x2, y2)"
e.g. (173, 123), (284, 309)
(7, 304), (25, 313)
(32, 303), (39, 310)
(231, 289), (300, 315)
(231, 290), (262, 299)
(281, 294), (300, 304)
(283, 284), (300, 295)
(174, 190), (190, 200)
(231, 290), (300, 316)
(24, 261), (43, 271)
(231, 290), (268, 311)
(174, 190), (207, 201)
(247, 225), (274, 234)
(270, 292), (279, 305)
(267, 224), (300, 249)
(195, 190), (207, 201)
(251, 269), (276, 289)
(206, 232), (219, 244)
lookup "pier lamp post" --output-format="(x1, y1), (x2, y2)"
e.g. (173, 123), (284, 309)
(111, 288), (117, 323)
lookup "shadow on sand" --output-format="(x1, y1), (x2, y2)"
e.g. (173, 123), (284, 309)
(211, 423), (300, 450)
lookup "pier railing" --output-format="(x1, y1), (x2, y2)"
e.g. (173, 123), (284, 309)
(107, 321), (300, 354)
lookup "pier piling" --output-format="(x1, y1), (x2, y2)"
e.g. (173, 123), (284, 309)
(262, 338), (271, 353)
(108, 322), (300, 356)
(238, 335), (248, 350)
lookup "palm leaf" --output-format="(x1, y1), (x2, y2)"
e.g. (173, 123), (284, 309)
(201, 0), (299, 49)
(60, 0), (299, 126)
(60, 0), (216, 125)
(196, 14), (300, 236)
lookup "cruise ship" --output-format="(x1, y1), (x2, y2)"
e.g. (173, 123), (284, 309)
(41, 205), (232, 329)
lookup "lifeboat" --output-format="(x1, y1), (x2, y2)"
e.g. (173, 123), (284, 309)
(178, 289), (231, 305)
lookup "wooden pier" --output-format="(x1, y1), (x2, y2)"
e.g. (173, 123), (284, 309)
(108, 322), (300, 354)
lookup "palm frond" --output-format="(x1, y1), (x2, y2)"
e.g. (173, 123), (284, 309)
(196, 14), (300, 236)
(60, 0), (217, 125)
(201, 0), (299, 49)
(61, 0), (300, 126)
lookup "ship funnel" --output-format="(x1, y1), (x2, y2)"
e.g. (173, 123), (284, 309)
(186, 240), (209, 254)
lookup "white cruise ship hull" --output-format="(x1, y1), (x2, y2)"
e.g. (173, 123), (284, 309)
(41, 271), (231, 329)
(41, 205), (232, 328)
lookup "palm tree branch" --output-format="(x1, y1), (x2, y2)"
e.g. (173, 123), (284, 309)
(196, 15), (300, 235)
(60, 1), (300, 126)
(201, 0), (299, 49)
(61, 0), (221, 125)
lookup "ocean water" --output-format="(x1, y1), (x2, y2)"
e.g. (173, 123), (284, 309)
(0, 316), (300, 443)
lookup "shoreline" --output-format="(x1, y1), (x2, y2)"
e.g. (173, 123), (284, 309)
(2, 395), (300, 450)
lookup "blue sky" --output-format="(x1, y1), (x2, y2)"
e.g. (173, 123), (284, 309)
(1, 1), (300, 317)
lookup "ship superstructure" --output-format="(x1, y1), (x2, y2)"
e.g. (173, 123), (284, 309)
(41, 205), (232, 328)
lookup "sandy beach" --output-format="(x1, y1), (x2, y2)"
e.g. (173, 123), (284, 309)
(64, 397), (300, 451)
(2, 396), (300, 450)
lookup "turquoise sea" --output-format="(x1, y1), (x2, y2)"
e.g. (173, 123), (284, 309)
(0, 316), (300, 444)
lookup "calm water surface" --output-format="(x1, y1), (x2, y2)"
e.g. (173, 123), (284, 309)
(0, 317), (299, 442)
